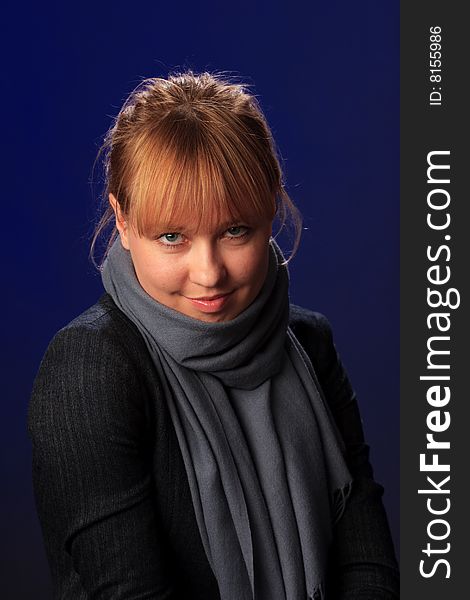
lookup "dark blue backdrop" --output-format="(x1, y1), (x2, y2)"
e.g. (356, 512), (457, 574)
(2, 2), (399, 596)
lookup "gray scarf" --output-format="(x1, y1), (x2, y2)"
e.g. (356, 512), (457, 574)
(101, 236), (352, 600)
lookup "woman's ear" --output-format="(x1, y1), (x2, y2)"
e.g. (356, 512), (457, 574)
(109, 193), (130, 250)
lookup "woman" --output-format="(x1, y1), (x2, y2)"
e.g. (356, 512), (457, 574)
(29, 71), (399, 599)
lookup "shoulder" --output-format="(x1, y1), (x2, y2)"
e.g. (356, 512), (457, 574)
(53, 292), (145, 355)
(288, 303), (336, 365)
(289, 303), (333, 338)
(36, 293), (150, 376)
(29, 293), (157, 437)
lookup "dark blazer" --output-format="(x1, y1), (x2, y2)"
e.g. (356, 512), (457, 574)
(28, 293), (399, 599)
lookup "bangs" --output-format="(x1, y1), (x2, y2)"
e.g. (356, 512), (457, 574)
(124, 117), (278, 236)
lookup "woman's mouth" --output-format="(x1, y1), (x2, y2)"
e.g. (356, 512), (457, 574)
(184, 291), (234, 313)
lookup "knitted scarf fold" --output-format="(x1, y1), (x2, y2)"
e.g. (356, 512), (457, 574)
(102, 236), (352, 600)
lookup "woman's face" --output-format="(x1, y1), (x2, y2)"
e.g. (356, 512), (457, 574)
(110, 195), (273, 323)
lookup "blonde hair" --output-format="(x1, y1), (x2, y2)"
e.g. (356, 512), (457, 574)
(90, 71), (302, 267)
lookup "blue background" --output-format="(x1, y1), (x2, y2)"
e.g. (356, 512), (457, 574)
(2, 1), (399, 596)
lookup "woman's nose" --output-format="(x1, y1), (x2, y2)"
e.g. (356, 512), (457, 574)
(188, 241), (227, 288)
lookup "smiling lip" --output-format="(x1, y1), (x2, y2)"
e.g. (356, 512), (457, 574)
(184, 291), (234, 312)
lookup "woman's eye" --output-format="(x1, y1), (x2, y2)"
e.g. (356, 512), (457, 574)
(157, 232), (184, 246)
(225, 226), (249, 238)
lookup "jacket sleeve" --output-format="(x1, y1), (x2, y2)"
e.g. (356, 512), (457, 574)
(28, 324), (177, 600)
(290, 309), (400, 599)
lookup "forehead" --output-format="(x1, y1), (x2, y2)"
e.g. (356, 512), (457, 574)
(132, 188), (272, 236)
(147, 213), (269, 235)
(125, 139), (277, 237)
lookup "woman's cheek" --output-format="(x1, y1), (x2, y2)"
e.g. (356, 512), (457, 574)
(158, 261), (187, 290)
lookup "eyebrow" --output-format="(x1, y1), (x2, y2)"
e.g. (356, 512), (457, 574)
(157, 219), (249, 232)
